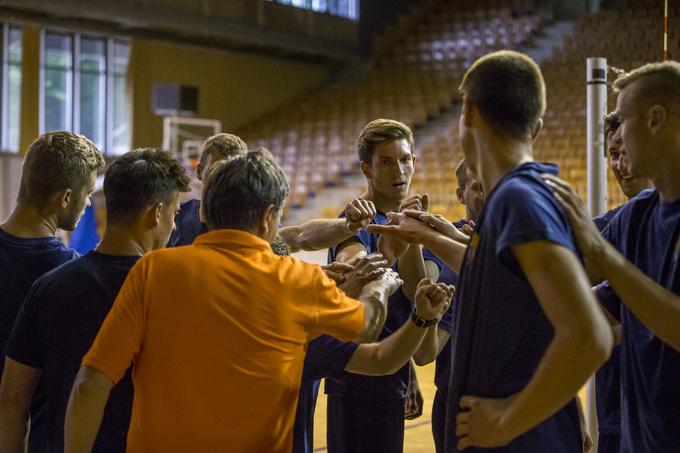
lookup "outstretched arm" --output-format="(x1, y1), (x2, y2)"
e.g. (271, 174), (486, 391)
(455, 241), (612, 450)
(346, 280), (453, 374)
(65, 366), (115, 453)
(280, 199), (376, 252)
(547, 174), (680, 351)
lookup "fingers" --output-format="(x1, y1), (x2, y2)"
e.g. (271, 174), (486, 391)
(345, 202), (362, 222)
(462, 223), (474, 236)
(457, 436), (472, 451)
(459, 395), (477, 410)
(366, 224), (404, 238)
(323, 270), (345, 284)
(422, 193), (430, 212)
(325, 262), (354, 273)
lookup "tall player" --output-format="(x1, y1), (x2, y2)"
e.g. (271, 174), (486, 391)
(369, 51), (613, 452)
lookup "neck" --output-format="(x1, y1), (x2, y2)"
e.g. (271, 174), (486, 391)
(651, 151), (680, 202)
(475, 135), (534, 194)
(0, 203), (58, 238)
(362, 186), (402, 213)
(96, 223), (150, 256)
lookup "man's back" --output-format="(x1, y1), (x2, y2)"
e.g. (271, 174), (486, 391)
(84, 229), (364, 452)
(445, 162), (581, 452)
(6, 251), (138, 452)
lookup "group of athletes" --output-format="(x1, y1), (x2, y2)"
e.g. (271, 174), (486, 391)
(0, 49), (678, 453)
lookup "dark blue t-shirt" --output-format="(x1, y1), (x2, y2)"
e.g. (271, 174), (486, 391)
(0, 228), (78, 452)
(6, 251), (138, 453)
(325, 210), (442, 399)
(169, 199), (206, 246)
(434, 219), (467, 393)
(601, 189), (680, 452)
(592, 204), (625, 437)
(444, 162), (582, 453)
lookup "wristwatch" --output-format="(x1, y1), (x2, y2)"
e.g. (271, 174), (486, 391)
(410, 310), (438, 328)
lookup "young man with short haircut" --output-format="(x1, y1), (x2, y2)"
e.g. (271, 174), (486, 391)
(63, 149), (402, 452)
(317, 118), (442, 453)
(549, 60), (680, 453)
(370, 51), (613, 452)
(0, 131), (104, 451)
(0, 149), (189, 452)
(591, 111), (652, 453)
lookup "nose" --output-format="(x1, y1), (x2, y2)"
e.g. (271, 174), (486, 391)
(618, 152), (630, 176)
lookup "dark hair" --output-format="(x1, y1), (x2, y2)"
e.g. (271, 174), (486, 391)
(104, 148), (190, 224)
(604, 112), (621, 139)
(613, 61), (680, 115)
(18, 131), (105, 207)
(199, 133), (248, 172)
(271, 235), (289, 256)
(203, 148), (289, 232)
(358, 119), (414, 164)
(459, 50), (546, 139)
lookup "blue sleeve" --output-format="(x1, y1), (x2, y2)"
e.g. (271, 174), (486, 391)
(302, 335), (359, 381)
(423, 247), (444, 273)
(595, 281), (621, 322)
(5, 278), (46, 369)
(438, 301), (454, 333)
(494, 179), (577, 260)
(328, 211), (373, 263)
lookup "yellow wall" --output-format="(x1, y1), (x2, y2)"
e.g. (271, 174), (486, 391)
(19, 26), (40, 155)
(129, 39), (331, 148)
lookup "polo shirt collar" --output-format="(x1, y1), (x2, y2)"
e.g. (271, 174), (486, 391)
(193, 229), (271, 252)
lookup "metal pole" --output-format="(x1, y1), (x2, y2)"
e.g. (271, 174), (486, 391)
(585, 56), (608, 450)
(664, 0), (669, 61)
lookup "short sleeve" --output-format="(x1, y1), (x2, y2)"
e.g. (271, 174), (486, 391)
(82, 259), (147, 383)
(494, 179), (576, 259)
(309, 266), (365, 342)
(438, 301), (454, 334)
(423, 247), (444, 273)
(302, 335), (359, 381)
(5, 279), (48, 369)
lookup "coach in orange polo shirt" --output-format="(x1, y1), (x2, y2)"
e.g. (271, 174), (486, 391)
(64, 149), (402, 453)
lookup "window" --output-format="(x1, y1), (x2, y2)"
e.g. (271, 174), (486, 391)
(1, 25), (22, 152)
(267, 0), (359, 21)
(40, 31), (130, 156)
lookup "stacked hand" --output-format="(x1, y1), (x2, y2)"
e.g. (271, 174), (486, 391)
(363, 268), (403, 298)
(368, 210), (470, 246)
(414, 279), (455, 320)
(375, 193), (430, 263)
(336, 254), (390, 298)
(345, 198), (377, 233)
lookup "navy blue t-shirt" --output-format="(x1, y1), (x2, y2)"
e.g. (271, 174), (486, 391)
(325, 210), (443, 399)
(434, 219), (468, 393)
(6, 251), (137, 452)
(0, 228), (78, 452)
(169, 198), (206, 246)
(444, 162), (582, 453)
(592, 204), (625, 437)
(601, 189), (680, 452)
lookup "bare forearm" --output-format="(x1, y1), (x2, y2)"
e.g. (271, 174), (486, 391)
(399, 245), (428, 301)
(500, 333), (608, 440)
(412, 325), (440, 365)
(0, 405), (28, 453)
(346, 320), (427, 375)
(279, 219), (351, 252)
(420, 232), (467, 273)
(595, 242), (680, 350)
(355, 289), (389, 343)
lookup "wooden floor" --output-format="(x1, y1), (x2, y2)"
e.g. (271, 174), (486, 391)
(312, 362), (588, 452)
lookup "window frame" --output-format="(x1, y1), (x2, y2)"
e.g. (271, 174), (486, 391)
(1, 23), (22, 153)
(39, 28), (131, 156)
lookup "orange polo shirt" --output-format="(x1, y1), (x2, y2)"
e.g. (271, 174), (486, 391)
(83, 229), (365, 452)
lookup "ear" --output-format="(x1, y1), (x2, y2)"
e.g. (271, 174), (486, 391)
(360, 161), (372, 180)
(150, 202), (163, 227)
(196, 162), (203, 181)
(648, 104), (667, 135)
(531, 118), (544, 143)
(258, 204), (276, 237)
(461, 96), (474, 128)
(456, 187), (464, 204)
(56, 188), (73, 209)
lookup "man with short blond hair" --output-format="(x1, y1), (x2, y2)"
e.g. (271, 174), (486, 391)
(0, 131), (104, 452)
